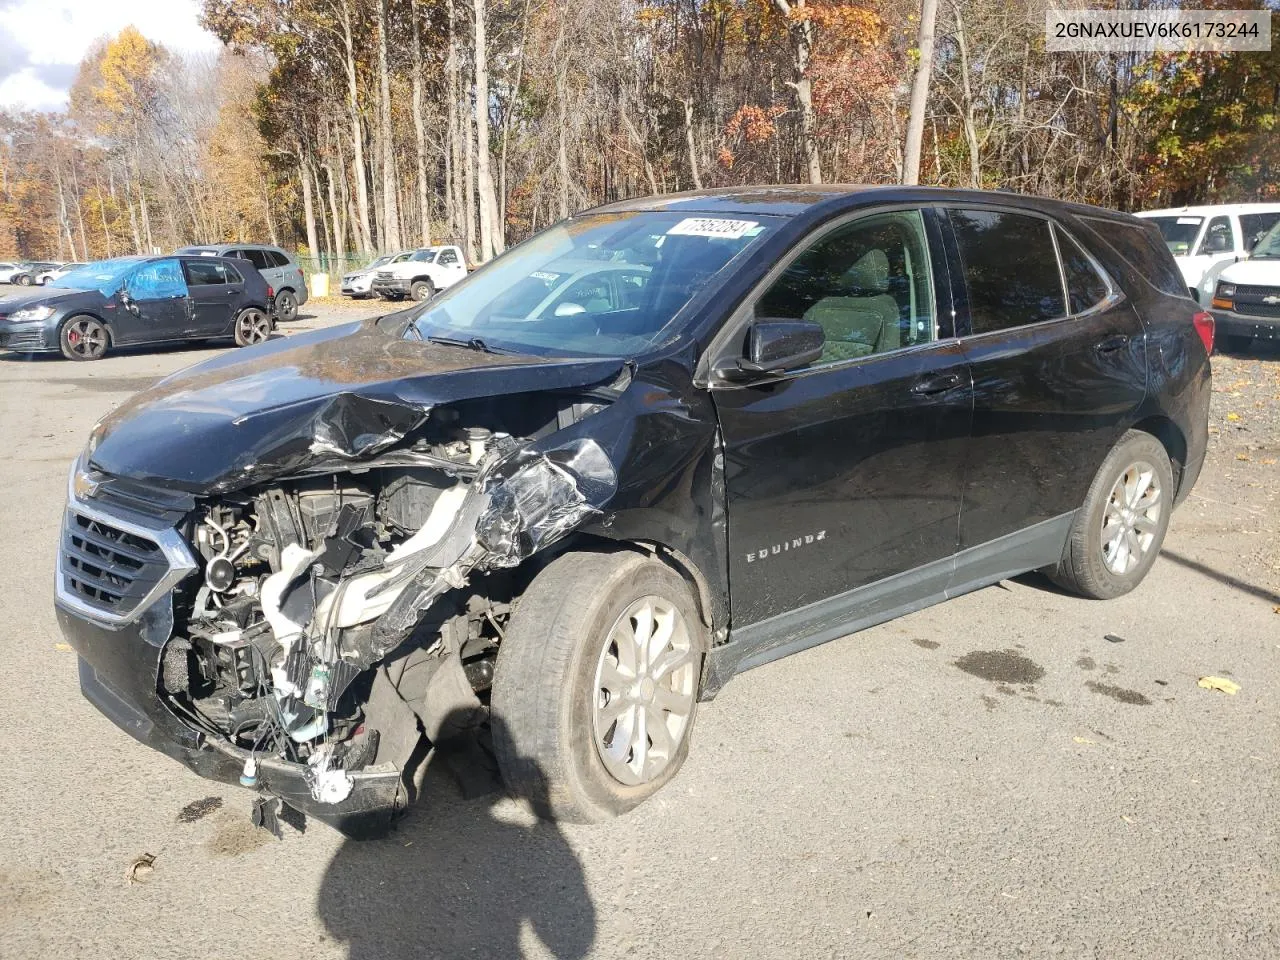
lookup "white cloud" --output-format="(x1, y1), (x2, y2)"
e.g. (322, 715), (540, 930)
(0, 0), (222, 111)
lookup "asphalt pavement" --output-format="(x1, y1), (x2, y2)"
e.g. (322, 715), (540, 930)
(0, 291), (1276, 959)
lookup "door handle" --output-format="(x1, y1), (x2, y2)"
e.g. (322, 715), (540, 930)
(910, 372), (963, 396)
(1095, 334), (1129, 353)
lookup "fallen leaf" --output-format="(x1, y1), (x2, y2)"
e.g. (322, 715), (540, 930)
(126, 853), (156, 885)
(1262, 458), (1277, 466)
(53, 642), (72, 652)
(1226, 412), (1241, 422)
(1236, 453), (1252, 461)
(1073, 736), (1096, 745)
(1121, 815), (1134, 823)
(1197, 676), (1241, 695)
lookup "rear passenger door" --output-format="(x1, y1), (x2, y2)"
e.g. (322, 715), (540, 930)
(182, 259), (240, 336)
(118, 259), (190, 343)
(945, 207), (1146, 570)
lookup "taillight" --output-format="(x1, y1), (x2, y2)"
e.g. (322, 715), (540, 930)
(1192, 311), (1214, 354)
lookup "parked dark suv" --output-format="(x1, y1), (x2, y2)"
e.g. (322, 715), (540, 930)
(56, 187), (1210, 835)
(0, 256), (275, 360)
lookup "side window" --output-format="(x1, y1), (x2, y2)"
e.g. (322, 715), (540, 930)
(126, 259), (188, 300)
(757, 209), (935, 364)
(391, 253), (412, 263)
(616, 270), (649, 309)
(247, 249), (274, 270)
(221, 262), (244, 284)
(950, 209), (1064, 334)
(1054, 225), (1110, 314)
(267, 250), (290, 268)
(184, 260), (226, 286)
(1196, 217), (1232, 255)
(1240, 213), (1280, 252)
(439, 249), (459, 265)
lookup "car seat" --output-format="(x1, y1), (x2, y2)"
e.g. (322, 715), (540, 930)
(803, 249), (901, 362)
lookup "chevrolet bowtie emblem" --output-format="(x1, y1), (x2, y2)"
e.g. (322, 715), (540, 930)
(1263, 295), (1280, 305)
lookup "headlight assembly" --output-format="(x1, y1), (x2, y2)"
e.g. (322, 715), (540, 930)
(9, 305), (55, 323)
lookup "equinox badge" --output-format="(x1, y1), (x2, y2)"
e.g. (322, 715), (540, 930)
(746, 530), (826, 563)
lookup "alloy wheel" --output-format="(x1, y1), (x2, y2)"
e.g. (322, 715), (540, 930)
(1100, 460), (1162, 575)
(236, 309), (272, 345)
(65, 318), (107, 359)
(592, 595), (697, 786)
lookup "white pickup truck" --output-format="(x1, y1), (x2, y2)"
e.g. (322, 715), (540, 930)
(370, 245), (469, 302)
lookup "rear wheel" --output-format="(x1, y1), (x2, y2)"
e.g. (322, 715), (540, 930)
(275, 289), (298, 322)
(233, 308), (272, 347)
(1048, 430), (1174, 599)
(410, 279), (435, 302)
(59, 316), (108, 361)
(17, 273), (32, 286)
(491, 551), (706, 822)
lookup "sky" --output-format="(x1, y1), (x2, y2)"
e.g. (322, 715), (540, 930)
(0, 0), (222, 112)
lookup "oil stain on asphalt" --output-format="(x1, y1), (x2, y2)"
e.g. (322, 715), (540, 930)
(177, 796), (224, 823)
(1085, 681), (1151, 706)
(955, 650), (1046, 685)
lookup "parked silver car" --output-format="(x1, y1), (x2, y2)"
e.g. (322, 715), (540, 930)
(175, 244), (308, 321)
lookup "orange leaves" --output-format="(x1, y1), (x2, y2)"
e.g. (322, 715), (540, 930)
(725, 104), (787, 144)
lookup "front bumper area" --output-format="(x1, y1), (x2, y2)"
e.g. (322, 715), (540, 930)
(0, 322), (58, 352)
(1212, 309), (1280, 340)
(371, 278), (412, 298)
(57, 601), (407, 836)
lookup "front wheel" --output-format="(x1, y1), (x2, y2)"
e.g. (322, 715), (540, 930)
(17, 274), (32, 286)
(410, 279), (435, 302)
(491, 551), (706, 823)
(233, 308), (272, 347)
(59, 315), (109, 361)
(1048, 430), (1174, 599)
(275, 289), (298, 322)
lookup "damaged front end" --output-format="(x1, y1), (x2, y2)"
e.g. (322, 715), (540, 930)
(60, 395), (618, 835)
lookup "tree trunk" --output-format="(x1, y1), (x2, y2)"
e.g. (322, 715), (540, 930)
(499, 0), (533, 226)
(323, 162), (346, 255)
(446, 0), (464, 241)
(681, 98), (703, 189)
(377, 0), (401, 251)
(772, 0), (821, 183)
(557, 65), (571, 219)
(341, 2), (374, 252)
(301, 152), (321, 258)
(463, 68), (478, 264)
(903, 0), (939, 185)
(472, 0), (503, 258)
(411, 8), (432, 246)
(951, 1), (981, 187)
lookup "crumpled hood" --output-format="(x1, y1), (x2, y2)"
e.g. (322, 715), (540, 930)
(90, 319), (625, 493)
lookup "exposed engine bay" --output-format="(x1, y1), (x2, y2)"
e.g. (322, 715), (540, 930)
(155, 408), (617, 820)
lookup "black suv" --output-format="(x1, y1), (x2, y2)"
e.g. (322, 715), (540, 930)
(56, 187), (1210, 834)
(0, 256), (275, 360)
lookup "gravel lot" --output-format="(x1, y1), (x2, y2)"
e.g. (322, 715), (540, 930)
(0, 293), (1276, 959)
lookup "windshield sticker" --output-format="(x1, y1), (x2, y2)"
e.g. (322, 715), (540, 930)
(531, 271), (561, 282)
(1176, 217), (1203, 225)
(667, 218), (759, 240)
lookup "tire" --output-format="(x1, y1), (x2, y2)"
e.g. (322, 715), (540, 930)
(17, 274), (32, 286)
(275, 289), (298, 322)
(491, 550), (707, 823)
(410, 279), (435, 302)
(59, 315), (109, 361)
(1047, 430), (1174, 599)
(233, 307), (272, 347)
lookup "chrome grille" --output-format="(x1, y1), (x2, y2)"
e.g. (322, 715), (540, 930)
(375, 270), (395, 280)
(1231, 285), (1280, 319)
(56, 490), (197, 626)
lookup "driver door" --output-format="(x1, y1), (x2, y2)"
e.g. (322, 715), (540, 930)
(710, 208), (972, 661)
(115, 259), (190, 344)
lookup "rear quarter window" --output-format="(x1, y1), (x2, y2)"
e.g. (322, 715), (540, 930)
(1080, 217), (1189, 298)
(267, 250), (291, 268)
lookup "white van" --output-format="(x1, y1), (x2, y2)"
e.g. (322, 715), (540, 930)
(1135, 203), (1280, 304)
(1206, 219), (1280, 350)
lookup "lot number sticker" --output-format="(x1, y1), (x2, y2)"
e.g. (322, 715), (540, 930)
(667, 218), (759, 239)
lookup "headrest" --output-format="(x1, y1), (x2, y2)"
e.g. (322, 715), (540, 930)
(846, 249), (890, 294)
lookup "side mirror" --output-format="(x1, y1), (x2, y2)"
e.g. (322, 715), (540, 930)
(119, 289), (139, 314)
(720, 319), (825, 380)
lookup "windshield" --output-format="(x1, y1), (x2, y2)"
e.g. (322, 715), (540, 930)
(411, 249), (437, 262)
(365, 256), (392, 270)
(47, 258), (144, 294)
(1242, 214), (1280, 253)
(1146, 216), (1203, 256)
(1251, 221), (1280, 259)
(408, 211), (777, 357)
